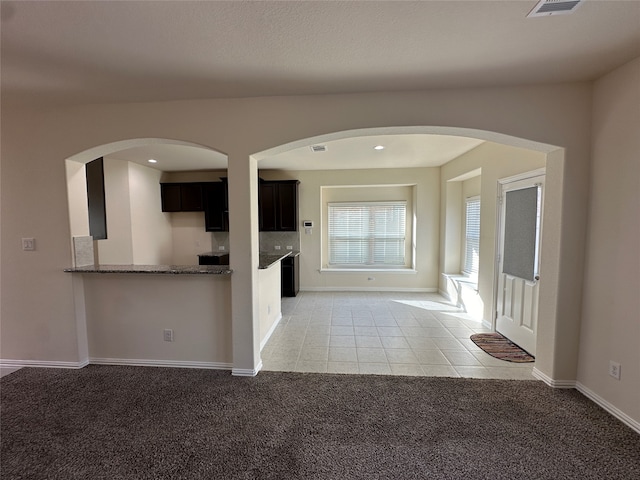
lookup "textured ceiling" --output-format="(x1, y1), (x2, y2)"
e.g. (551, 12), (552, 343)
(2, 1), (639, 106)
(3, 0), (638, 171)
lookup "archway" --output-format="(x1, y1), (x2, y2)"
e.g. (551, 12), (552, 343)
(252, 126), (563, 383)
(65, 138), (228, 267)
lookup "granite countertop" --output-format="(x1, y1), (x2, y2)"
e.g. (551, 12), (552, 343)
(64, 264), (232, 275)
(198, 250), (298, 269)
(258, 252), (292, 269)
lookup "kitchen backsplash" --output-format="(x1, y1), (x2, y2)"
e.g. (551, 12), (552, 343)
(210, 232), (230, 252)
(259, 232), (300, 252)
(210, 231), (300, 253)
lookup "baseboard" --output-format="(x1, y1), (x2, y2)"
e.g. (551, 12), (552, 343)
(438, 289), (451, 301)
(232, 361), (261, 377)
(90, 357), (232, 370)
(0, 359), (89, 369)
(576, 382), (640, 434)
(260, 313), (283, 351)
(302, 287), (437, 293)
(531, 368), (577, 388)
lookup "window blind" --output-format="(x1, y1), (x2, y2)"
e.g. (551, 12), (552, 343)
(328, 201), (406, 266)
(463, 197), (480, 275)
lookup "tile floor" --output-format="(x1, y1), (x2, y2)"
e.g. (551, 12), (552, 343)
(262, 291), (536, 380)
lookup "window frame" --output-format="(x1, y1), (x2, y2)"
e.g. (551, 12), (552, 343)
(463, 196), (481, 276)
(327, 200), (408, 269)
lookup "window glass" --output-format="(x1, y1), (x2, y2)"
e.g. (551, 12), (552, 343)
(328, 201), (406, 266)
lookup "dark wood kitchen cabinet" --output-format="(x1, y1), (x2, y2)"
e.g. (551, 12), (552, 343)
(281, 254), (299, 297)
(160, 183), (204, 212)
(259, 180), (299, 231)
(203, 181), (229, 232)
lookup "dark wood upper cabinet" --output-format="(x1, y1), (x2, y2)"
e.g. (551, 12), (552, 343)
(259, 179), (299, 231)
(86, 157), (107, 240)
(203, 182), (229, 232)
(160, 183), (204, 212)
(180, 183), (204, 211)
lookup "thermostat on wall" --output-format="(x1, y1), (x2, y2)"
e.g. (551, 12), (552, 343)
(303, 220), (313, 228)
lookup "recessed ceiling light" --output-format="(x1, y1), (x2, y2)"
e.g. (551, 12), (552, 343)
(374, 145), (385, 151)
(148, 159), (157, 163)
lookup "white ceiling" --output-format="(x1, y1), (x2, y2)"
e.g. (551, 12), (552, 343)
(111, 134), (486, 172)
(2, 0), (638, 170)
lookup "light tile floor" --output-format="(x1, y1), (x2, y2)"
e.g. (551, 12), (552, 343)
(262, 291), (536, 380)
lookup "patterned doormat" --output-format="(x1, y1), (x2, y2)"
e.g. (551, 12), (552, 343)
(470, 333), (535, 363)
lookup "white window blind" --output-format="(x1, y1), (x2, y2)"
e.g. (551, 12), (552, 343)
(463, 197), (480, 275)
(328, 201), (406, 266)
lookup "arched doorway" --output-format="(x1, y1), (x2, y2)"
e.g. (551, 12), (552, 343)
(252, 126), (563, 381)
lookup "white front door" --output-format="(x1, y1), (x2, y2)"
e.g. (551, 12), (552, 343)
(495, 172), (544, 356)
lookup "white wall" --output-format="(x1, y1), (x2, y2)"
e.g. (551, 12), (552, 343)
(93, 157), (173, 265)
(258, 262), (282, 344)
(440, 142), (547, 323)
(65, 160), (90, 238)
(578, 57), (640, 424)
(84, 274), (232, 366)
(96, 158), (133, 264)
(0, 82), (593, 386)
(128, 162), (173, 265)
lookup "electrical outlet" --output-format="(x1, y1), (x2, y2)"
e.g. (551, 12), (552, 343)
(163, 329), (174, 342)
(286, 246), (293, 250)
(274, 245), (281, 250)
(218, 246), (226, 251)
(22, 238), (35, 251)
(609, 361), (621, 380)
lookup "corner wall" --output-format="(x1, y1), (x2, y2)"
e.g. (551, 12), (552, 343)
(578, 57), (640, 426)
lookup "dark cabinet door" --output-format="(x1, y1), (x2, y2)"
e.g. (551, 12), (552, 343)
(259, 182), (277, 231)
(161, 183), (204, 212)
(180, 183), (204, 211)
(259, 180), (299, 231)
(204, 182), (229, 231)
(277, 181), (298, 231)
(281, 255), (299, 297)
(161, 184), (182, 212)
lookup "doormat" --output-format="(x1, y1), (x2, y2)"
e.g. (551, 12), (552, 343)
(470, 333), (535, 363)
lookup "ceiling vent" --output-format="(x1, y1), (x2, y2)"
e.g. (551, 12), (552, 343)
(527, 0), (583, 17)
(310, 145), (327, 153)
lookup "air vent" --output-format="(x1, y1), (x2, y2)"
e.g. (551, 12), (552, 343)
(310, 145), (327, 153)
(527, 0), (582, 17)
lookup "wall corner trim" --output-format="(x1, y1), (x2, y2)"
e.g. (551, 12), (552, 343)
(532, 367), (576, 388)
(232, 363), (261, 377)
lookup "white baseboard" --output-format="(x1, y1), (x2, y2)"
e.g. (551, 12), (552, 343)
(89, 357), (232, 370)
(438, 289), (451, 301)
(532, 368), (640, 434)
(0, 359), (89, 369)
(260, 313), (283, 351)
(302, 287), (437, 293)
(532, 368), (577, 388)
(576, 382), (640, 434)
(232, 362), (261, 377)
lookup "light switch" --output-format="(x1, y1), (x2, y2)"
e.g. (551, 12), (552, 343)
(22, 238), (35, 251)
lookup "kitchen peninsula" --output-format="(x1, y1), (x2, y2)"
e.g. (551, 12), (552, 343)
(64, 252), (289, 372)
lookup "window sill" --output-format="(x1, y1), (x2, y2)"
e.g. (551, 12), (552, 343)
(320, 268), (417, 274)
